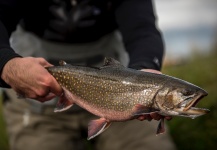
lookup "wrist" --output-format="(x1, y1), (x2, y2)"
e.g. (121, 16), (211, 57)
(1, 57), (22, 86)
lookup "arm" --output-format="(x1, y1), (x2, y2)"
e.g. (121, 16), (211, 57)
(114, 0), (164, 71)
(0, 21), (21, 87)
(0, 1), (62, 101)
(0, 0), (22, 87)
(1, 57), (63, 102)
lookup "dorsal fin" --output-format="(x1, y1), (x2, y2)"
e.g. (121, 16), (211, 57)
(59, 60), (67, 66)
(102, 57), (124, 68)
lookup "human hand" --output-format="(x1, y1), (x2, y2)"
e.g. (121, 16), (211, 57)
(1, 57), (63, 102)
(135, 69), (172, 121)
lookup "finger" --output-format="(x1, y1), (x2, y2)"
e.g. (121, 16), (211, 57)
(146, 115), (153, 121)
(137, 115), (146, 121)
(36, 57), (53, 67)
(48, 75), (63, 96)
(150, 113), (162, 121)
(37, 93), (57, 102)
(137, 114), (153, 121)
(165, 116), (172, 121)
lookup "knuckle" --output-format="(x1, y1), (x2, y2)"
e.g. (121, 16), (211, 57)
(38, 98), (46, 103)
(36, 57), (46, 62)
(43, 74), (53, 85)
(35, 88), (49, 97)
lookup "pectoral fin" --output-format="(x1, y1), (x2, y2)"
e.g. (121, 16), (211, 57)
(132, 104), (159, 116)
(88, 118), (111, 140)
(54, 95), (73, 112)
(156, 118), (165, 135)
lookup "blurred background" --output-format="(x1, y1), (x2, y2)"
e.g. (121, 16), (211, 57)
(154, 0), (217, 149)
(1, 0), (217, 149)
(155, 0), (217, 62)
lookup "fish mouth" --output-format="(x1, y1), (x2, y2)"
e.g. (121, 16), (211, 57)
(175, 91), (209, 118)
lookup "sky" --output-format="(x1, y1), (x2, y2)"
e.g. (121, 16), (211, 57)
(153, 0), (217, 60)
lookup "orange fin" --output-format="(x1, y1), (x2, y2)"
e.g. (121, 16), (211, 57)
(132, 104), (159, 116)
(156, 118), (165, 135)
(54, 95), (73, 112)
(87, 118), (111, 140)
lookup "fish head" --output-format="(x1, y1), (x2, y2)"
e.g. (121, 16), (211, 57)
(155, 79), (209, 119)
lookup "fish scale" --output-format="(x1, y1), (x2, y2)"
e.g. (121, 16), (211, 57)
(54, 69), (153, 112)
(46, 57), (209, 140)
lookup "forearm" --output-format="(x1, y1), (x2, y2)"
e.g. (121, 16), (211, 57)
(115, 0), (164, 71)
(0, 49), (21, 88)
(0, 21), (21, 88)
(0, 0), (24, 87)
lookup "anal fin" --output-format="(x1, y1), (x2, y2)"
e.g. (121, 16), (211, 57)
(88, 118), (111, 140)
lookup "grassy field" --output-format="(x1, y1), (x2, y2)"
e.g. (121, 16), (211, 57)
(0, 49), (216, 150)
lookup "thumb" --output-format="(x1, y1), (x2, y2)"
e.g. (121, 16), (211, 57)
(48, 74), (63, 96)
(36, 57), (53, 67)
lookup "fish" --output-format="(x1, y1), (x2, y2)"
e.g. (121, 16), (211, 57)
(46, 57), (209, 140)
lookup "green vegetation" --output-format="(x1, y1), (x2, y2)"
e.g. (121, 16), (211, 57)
(0, 49), (216, 150)
(162, 49), (217, 150)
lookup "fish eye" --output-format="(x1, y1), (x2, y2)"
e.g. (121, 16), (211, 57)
(182, 89), (193, 96)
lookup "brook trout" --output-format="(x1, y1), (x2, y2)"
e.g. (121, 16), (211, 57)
(46, 57), (209, 140)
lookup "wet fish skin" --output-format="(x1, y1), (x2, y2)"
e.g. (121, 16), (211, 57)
(46, 57), (209, 140)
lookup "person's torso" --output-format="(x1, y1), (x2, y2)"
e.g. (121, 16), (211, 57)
(20, 0), (118, 43)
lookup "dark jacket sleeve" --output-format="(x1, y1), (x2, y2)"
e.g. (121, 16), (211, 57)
(0, 0), (22, 87)
(115, 0), (164, 71)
